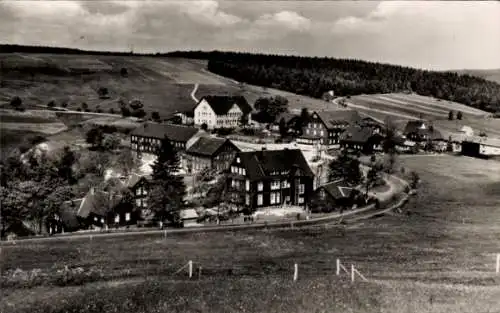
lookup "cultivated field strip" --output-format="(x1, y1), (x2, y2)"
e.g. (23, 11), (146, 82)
(390, 93), (489, 116)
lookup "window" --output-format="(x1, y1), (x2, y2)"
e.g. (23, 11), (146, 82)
(236, 157), (240, 163)
(125, 213), (131, 221)
(299, 184), (305, 194)
(245, 194), (250, 205)
(320, 130), (324, 136)
(142, 187), (147, 195)
(313, 130), (317, 136)
(115, 215), (120, 223)
(276, 192), (281, 204)
(306, 129), (309, 134)
(136, 199), (142, 207)
(101, 218), (105, 224)
(298, 196), (304, 204)
(257, 194), (263, 206)
(320, 189), (326, 200)
(231, 179), (237, 188)
(271, 180), (280, 190)
(257, 182), (263, 191)
(231, 166), (237, 173)
(270, 192), (277, 204)
(281, 180), (289, 188)
(245, 180), (250, 191)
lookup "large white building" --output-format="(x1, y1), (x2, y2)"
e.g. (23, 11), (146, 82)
(194, 96), (252, 129)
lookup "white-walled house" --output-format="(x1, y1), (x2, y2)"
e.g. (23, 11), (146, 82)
(194, 96), (252, 129)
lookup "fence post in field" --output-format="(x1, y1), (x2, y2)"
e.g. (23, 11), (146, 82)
(198, 266), (202, 280)
(164, 230), (167, 239)
(336, 259), (340, 276)
(351, 264), (355, 282)
(496, 254), (499, 274)
(293, 263), (298, 281)
(188, 260), (193, 278)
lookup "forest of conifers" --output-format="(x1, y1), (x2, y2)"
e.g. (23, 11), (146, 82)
(169, 51), (500, 113)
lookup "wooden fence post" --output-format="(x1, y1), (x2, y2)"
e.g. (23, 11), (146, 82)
(351, 264), (355, 282)
(336, 258), (340, 276)
(188, 260), (193, 278)
(293, 263), (298, 281)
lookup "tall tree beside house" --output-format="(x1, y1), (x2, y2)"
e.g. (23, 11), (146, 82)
(365, 162), (384, 196)
(148, 136), (186, 225)
(457, 111), (463, 120)
(328, 149), (363, 186)
(57, 146), (77, 184)
(279, 117), (288, 138)
(383, 119), (397, 154)
(86, 127), (104, 149)
(254, 96), (289, 122)
(448, 110), (454, 120)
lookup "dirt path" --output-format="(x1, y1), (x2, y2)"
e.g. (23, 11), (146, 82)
(190, 83), (199, 103)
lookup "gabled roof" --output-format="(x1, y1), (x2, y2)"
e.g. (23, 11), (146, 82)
(314, 110), (361, 129)
(357, 117), (384, 128)
(236, 149), (314, 180)
(199, 95), (252, 116)
(130, 122), (199, 142)
(340, 126), (382, 144)
(76, 189), (122, 218)
(186, 137), (239, 157)
(60, 200), (83, 229)
(180, 208), (199, 220)
(318, 179), (354, 199)
(124, 173), (150, 189)
(403, 120), (443, 140)
(275, 112), (300, 125)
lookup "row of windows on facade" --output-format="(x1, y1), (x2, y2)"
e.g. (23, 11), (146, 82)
(249, 193), (304, 206)
(93, 213), (131, 224)
(131, 136), (161, 144)
(231, 179), (300, 192)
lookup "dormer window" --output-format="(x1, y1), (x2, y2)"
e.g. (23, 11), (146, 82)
(236, 157), (240, 163)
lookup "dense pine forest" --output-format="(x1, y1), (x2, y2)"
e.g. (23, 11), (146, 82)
(2, 45), (499, 112)
(169, 51), (500, 113)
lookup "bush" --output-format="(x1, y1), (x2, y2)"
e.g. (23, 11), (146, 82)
(120, 67), (128, 77)
(97, 87), (109, 99)
(30, 135), (47, 145)
(47, 100), (56, 108)
(81, 102), (88, 111)
(121, 106), (131, 117)
(132, 108), (146, 118)
(76, 108), (82, 112)
(151, 111), (160, 121)
(61, 102), (68, 108)
(129, 99), (143, 110)
(102, 134), (121, 150)
(10, 96), (22, 108)
(201, 123), (208, 131)
(109, 108), (115, 114)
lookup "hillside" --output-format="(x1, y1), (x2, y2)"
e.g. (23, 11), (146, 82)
(167, 51), (500, 114)
(453, 69), (500, 84)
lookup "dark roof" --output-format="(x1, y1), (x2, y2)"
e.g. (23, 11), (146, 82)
(236, 149), (314, 180)
(60, 200), (82, 229)
(315, 110), (361, 129)
(403, 120), (443, 140)
(357, 117), (384, 128)
(186, 137), (238, 157)
(340, 126), (382, 144)
(318, 180), (354, 199)
(199, 95), (252, 115)
(131, 122), (199, 142)
(125, 173), (149, 189)
(275, 112), (300, 124)
(77, 189), (122, 218)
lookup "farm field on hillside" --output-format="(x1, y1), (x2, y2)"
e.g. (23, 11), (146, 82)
(1, 53), (346, 122)
(434, 117), (500, 138)
(2, 155), (500, 313)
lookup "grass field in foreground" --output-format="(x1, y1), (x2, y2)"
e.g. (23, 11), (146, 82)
(2, 155), (500, 313)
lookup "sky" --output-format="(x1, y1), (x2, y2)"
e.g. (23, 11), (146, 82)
(1, 0), (499, 70)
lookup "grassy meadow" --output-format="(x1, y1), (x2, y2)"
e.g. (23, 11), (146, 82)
(2, 154), (500, 313)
